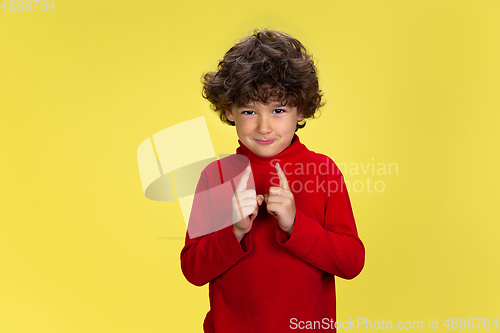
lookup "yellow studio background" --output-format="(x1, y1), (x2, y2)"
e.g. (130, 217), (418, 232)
(1, 0), (499, 332)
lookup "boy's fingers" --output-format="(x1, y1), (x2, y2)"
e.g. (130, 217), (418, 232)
(266, 203), (278, 218)
(265, 195), (286, 204)
(235, 165), (251, 193)
(269, 186), (282, 196)
(233, 195), (245, 222)
(275, 163), (290, 190)
(236, 189), (256, 200)
(250, 204), (259, 221)
(237, 198), (258, 208)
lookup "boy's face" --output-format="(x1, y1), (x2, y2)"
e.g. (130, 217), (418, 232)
(225, 100), (304, 158)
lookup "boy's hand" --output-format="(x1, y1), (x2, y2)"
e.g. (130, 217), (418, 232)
(232, 165), (264, 242)
(264, 163), (296, 235)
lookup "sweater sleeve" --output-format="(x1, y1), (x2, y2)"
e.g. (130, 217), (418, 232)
(180, 168), (252, 287)
(275, 159), (365, 280)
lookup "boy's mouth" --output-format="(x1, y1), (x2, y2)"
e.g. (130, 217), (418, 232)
(255, 139), (275, 145)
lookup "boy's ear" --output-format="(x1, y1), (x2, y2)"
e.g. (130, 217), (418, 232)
(297, 112), (304, 122)
(225, 108), (235, 122)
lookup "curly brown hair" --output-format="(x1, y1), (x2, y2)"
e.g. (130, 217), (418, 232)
(202, 29), (324, 131)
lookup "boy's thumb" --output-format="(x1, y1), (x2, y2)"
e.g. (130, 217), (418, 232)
(257, 194), (264, 206)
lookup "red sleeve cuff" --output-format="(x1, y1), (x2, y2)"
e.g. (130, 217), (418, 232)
(216, 223), (252, 263)
(276, 209), (321, 254)
(276, 226), (291, 244)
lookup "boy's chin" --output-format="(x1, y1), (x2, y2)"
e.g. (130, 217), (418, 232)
(244, 140), (291, 158)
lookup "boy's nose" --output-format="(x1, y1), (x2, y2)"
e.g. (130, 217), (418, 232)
(257, 116), (272, 134)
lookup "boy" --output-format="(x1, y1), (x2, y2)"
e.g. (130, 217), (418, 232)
(181, 29), (364, 332)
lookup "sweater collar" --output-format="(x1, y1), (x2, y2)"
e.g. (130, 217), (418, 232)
(236, 134), (309, 166)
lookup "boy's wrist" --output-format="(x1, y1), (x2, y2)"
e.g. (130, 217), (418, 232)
(233, 225), (246, 242)
(280, 223), (294, 235)
(280, 214), (296, 235)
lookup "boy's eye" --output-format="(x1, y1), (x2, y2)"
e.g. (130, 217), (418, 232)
(273, 109), (286, 114)
(242, 110), (255, 115)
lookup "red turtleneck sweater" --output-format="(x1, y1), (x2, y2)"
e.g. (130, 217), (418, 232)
(181, 134), (365, 333)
